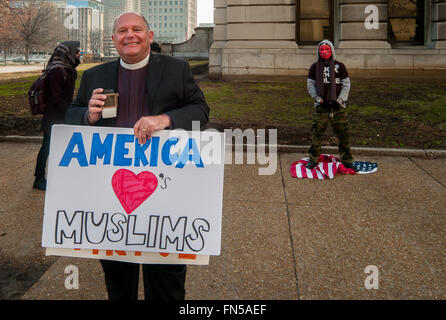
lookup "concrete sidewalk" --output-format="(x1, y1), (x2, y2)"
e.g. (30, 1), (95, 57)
(0, 141), (445, 300)
(0, 65), (44, 74)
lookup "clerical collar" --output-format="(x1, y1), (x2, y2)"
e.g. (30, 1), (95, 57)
(120, 52), (150, 70)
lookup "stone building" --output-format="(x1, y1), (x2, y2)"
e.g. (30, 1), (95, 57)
(210, 0), (446, 78)
(142, 0), (198, 43)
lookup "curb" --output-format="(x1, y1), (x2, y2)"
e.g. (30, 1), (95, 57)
(1, 135), (445, 158)
(233, 144), (446, 158)
(0, 135), (43, 143)
(275, 145), (446, 158)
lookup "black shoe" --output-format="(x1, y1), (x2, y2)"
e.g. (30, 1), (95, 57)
(33, 177), (47, 191)
(306, 159), (318, 170)
(342, 161), (358, 172)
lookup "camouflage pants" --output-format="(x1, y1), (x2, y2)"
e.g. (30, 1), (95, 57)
(308, 105), (353, 163)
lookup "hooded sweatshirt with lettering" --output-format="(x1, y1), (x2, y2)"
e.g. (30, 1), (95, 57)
(307, 40), (351, 107)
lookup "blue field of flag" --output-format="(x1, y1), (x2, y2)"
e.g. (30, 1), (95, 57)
(352, 161), (378, 174)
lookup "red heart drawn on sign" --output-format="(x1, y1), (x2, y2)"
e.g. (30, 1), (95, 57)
(111, 169), (158, 214)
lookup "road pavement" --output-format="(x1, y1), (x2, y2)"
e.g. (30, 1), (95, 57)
(0, 65), (45, 74)
(0, 141), (445, 300)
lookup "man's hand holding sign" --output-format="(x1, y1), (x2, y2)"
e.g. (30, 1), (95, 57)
(43, 12), (216, 300)
(87, 88), (171, 145)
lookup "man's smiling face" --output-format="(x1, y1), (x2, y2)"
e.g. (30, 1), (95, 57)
(112, 13), (153, 64)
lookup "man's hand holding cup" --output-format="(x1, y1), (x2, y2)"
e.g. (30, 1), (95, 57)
(87, 88), (106, 124)
(87, 88), (119, 124)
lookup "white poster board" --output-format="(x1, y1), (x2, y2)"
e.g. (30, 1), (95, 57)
(42, 125), (225, 261)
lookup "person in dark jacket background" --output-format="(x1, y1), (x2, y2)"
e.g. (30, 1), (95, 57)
(33, 41), (80, 190)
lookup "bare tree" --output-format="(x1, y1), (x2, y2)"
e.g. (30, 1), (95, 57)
(10, 0), (62, 63)
(90, 30), (103, 55)
(0, 0), (9, 14)
(0, 1), (18, 64)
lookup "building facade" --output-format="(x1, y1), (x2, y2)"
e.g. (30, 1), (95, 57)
(142, 0), (198, 43)
(210, 0), (446, 78)
(102, 0), (134, 55)
(52, 0), (104, 54)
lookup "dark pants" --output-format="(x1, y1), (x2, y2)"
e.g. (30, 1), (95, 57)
(34, 132), (51, 179)
(100, 260), (187, 300)
(308, 103), (353, 163)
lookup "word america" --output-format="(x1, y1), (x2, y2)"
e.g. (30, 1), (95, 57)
(59, 132), (204, 168)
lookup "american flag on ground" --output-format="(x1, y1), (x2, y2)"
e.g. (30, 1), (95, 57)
(290, 154), (378, 180)
(352, 161), (378, 174)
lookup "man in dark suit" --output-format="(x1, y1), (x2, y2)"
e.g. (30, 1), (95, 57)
(65, 12), (209, 300)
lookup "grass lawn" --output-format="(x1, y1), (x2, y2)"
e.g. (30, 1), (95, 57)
(199, 76), (446, 149)
(0, 62), (445, 149)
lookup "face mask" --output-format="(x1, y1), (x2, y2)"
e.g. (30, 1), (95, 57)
(319, 44), (332, 60)
(74, 49), (81, 66)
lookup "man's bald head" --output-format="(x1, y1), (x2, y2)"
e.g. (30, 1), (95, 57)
(111, 12), (154, 64)
(112, 12), (151, 35)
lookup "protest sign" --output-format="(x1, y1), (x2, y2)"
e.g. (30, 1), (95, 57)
(42, 125), (225, 259)
(46, 248), (210, 265)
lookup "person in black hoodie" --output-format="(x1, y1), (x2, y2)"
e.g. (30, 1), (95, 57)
(33, 41), (80, 190)
(306, 39), (356, 171)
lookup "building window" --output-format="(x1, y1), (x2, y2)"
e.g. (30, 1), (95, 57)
(388, 0), (424, 45)
(296, 0), (333, 44)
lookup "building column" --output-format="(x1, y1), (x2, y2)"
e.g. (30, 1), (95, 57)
(337, 0), (391, 48)
(432, 0), (446, 48)
(218, 0), (299, 77)
(209, 0), (227, 78)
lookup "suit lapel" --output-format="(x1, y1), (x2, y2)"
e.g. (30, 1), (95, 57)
(146, 53), (164, 114)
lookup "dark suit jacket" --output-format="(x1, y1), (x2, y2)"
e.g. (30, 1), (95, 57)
(65, 53), (209, 130)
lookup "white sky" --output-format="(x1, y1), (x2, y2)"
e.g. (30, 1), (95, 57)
(197, 0), (214, 24)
